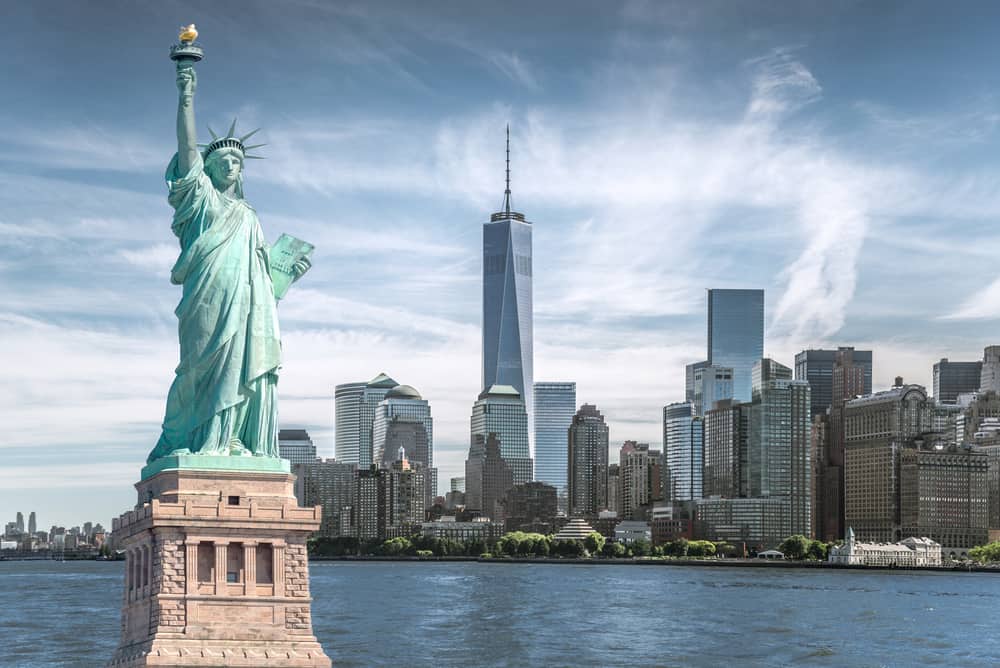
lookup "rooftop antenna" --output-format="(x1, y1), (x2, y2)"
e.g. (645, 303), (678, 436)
(503, 124), (512, 216)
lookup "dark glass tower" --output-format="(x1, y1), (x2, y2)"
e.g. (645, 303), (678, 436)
(707, 289), (764, 403)
(483, 127), (533, 452)
(794, 348), (873, 418)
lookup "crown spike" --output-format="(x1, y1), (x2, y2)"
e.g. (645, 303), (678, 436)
(244, 143), (267, 150)
(239, 128), (261, 143)
(227, 118), (239, 139)
(244, 155), (266, 160)
(207, 126), (218, 140)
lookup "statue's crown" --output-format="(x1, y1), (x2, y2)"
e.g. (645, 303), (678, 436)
(200, 119), (266, 160)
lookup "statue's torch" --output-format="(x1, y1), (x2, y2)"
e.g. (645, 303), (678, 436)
(170, 24), (203, 68)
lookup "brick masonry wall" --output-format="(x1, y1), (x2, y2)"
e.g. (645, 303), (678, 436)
(284, 540), (314, 633)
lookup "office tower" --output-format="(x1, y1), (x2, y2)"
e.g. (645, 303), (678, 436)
(335, 372), (398, 467)
(748, 359), (812, 538)
(981, 346), (1000, 394)
(482, 129), (533, 453)
(465, 433), (514, 521)
(963, 392), (1000, 442)
(606, 464), (622, 517)
(843, 381), (932, 543)
(15, 512), (23, 534)
(502, 482), (558, 533)
(794, 348), (873, 418)
(685, 361), (709, 403)
(810, 414), (829, 540)
(692, 365), (734, 416)
(619, 441), (662, 520)
(278, 428), (317, 464)
(383, 452), (427, 537)
(355, 467), (381, 542)
(293, 459), (357, 537)
(933, 358), (983, 404)
(663, 402), (704, 502)
(28, 512), (35, 535)
(567, 404), (609, 517)
(470, 385), (532, 485)
(899, 439), (988, 553)
(533, 382), (577, 501)
(703, 399), (748, 498)
(371, 384), (435, 504)
(450, 477), (465, 493)
(815, 348), (868, 541)
(707, 289), (764, 402)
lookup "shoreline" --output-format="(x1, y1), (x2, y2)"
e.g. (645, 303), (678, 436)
(308, 554), (997, 573)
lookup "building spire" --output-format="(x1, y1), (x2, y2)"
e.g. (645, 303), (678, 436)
(503, 124), (512, 216)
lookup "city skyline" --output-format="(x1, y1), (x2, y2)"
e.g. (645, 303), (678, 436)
(8, 3), (1000, 526)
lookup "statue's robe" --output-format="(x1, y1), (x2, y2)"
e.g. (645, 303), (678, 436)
(148, 153), (281, 462)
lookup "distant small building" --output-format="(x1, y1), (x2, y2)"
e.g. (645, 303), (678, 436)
(614, 520), (652, 544)
(828, 528), (941, 567)
(420, 518), (503, 542)
(553, 518), (597, 541)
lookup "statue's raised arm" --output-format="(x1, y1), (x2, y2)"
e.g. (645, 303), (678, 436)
(176, 65), (198, 175)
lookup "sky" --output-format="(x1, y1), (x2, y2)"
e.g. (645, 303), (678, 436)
(4, 0), (1000, 529)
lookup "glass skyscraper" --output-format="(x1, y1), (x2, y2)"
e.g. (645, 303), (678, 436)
(277, 428), (317, 464)
(707, 289), (764, 403)
(470, 385), (532, 485)
(371, 384), (436, 503)
(692, 364), (734, 416)
(663, 402), (704, 501)
(334, 372), (398, 467)
(482, 134), (533, 454)
(533, 382), (577, 496)
(794, 347), (873, 417)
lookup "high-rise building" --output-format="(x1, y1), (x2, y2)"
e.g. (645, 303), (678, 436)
(567, 404), (609, 517)
(382, 453), (427, 537)
(482, 130), (533, 453)
(15, 512), (23, 534)
(981, 346), (1000, 394)
(685, 360), (709, 403)
(707, 289), (764, 402)
(843, 381), (932, 543)
(293, 459), (357, 537)
(663, 402), (704, 502)
(278, 428), (317, 464)
(502, 482), (558, 534)
(334, 372), (398, 468)
(933, 358), (983, 404)
(703, 399), (748, 498)
(470, 385), (532, 484)
(748, 359), (812, 538)
(691, 365), (734, 416)
(899, 439), (988, 554)
(465, 433), (514, 521)
(619, 441), (662, 520)
(355, 466), (381, 542)
(450, 477), (465, 493)
(606, 464), (622, 517)
(27, 512), (35, 535)
(371, 384), (435, 503)
(533, 382), (577, 498)
(794, 348), (873, 418)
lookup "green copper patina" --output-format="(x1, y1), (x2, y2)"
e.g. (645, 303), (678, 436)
(143, 30), (311, 479)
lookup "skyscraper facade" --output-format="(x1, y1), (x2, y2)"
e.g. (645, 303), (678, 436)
(692, 365), (734, 416)
(465, 433), (514, 521)
(278, 428), (317, 464)
(619, 441), (662, 520)
(685, 360), (709, 403)
(663, 402), (704, 502)
(293, 459), (357, 537)
(707, 289), (764, 402)
(533, 382), (577, 498)
(981, 346), (1000, 394)
(933, 358), (983, 404)
(567, 404), (609, 517)
(748, 359), (812, 537)
(470, 385), (532, 485)
(371, 384), (435, 501)
(794, 347), (873, 418)
(334, 372), (399, 468)
(703, 399), (748, 498)
(27, 511), (35, 535)
(482, 135), (533, 454)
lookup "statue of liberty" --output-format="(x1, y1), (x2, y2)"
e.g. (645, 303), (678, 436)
(147, 30), (312, 466)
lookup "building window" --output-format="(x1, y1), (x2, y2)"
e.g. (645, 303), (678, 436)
(227, 543), (244, 583)
(228, 495), (240, 506)
(197, 542), (214, 583)
(256, 544), (274, 584)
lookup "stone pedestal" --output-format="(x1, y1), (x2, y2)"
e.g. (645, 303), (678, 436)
(108, 468), (331, 667)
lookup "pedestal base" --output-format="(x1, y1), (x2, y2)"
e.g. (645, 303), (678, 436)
(108, 469), (331, 667)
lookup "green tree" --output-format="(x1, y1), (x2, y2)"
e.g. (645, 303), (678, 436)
(969, 541), (1000, 563)
(601, 541), (626, 558)
(778, 535), (811, 560)
(630, 539), (651, 557)
(379, 537), (413, 556)
(806, 540), (830, 561)
(687, 540), (716, 557)
(553, 539), (585, 557)
(663, 538), (689, 558)
(583, 532), (606, 556)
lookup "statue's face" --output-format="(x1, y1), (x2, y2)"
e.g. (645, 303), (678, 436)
(206, 148), (243, 191)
